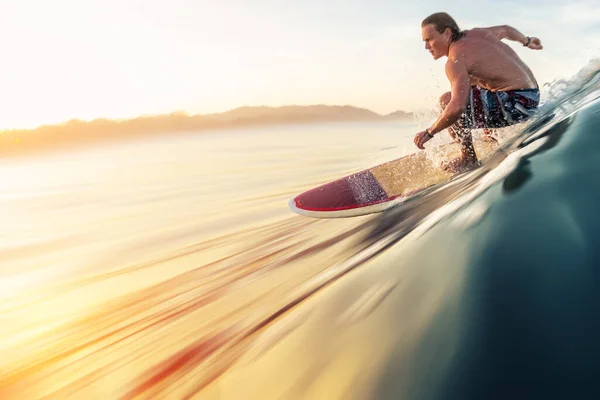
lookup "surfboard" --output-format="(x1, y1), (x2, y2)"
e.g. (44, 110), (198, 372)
(288, 138), (499, 218)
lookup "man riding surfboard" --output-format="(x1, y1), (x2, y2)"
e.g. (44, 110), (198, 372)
(414, 12), (543, 172)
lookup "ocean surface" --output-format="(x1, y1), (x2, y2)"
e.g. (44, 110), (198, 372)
(1, 60), (600, 399)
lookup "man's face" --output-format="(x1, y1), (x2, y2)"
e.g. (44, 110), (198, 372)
(422, 24), (449, 60)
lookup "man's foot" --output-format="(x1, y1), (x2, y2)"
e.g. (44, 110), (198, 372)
(481, 134), (498, 144)
(440, 156), (479, 173)
(482, 128), (498, 144)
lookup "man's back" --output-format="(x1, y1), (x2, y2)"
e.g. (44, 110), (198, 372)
(449, 28), (538, 91)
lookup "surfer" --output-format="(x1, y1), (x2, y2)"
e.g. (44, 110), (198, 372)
(413, 12), (542, 172)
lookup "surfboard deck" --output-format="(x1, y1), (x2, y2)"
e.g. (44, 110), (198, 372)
(289, 138), (499, 218)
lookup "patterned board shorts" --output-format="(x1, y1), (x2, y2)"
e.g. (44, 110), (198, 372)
(458, 86), (540, 130)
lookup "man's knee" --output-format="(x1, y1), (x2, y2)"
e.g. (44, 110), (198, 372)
(439, 92), (451, 109)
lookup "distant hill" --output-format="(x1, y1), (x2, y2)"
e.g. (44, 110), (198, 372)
(383, 110), (413, 119)
(203, 105), (413, 125)
(0, 105), (414, 156)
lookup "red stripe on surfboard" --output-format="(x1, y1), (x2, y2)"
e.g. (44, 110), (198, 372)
(293, 187), (428, 212)
(294, 194), (398, 212)
(294, 170), (387, 211)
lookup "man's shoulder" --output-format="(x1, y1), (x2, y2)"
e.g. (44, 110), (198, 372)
(448, 40), (469, 60)
(466, 27), (502, 40)
(449, 28), (496, 57)
(444, 50), (468, 75)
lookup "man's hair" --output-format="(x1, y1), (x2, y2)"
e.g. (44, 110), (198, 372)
(421, 12), (465, 42)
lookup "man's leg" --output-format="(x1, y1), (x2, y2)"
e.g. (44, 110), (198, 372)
(439, 92), (478, 171)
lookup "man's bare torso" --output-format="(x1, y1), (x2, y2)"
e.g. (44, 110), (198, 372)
(449, 28), (538, 91)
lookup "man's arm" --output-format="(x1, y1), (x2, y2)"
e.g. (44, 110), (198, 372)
(427, 58), (470, 135)
(484, 25), (543, 49)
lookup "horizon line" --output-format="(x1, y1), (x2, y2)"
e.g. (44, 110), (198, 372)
(1, 103), (425, 132)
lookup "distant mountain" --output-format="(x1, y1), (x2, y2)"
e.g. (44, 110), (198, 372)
(384, 110), (413, 119)
(0, 105), (414, 156)
(213, 105), (382, 122)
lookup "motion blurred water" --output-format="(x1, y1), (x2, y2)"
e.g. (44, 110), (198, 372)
(1, 59), (599, 399)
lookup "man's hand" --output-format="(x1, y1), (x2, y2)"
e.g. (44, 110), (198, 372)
(526, 36), (543, 50)
(414, 130), (433, 150)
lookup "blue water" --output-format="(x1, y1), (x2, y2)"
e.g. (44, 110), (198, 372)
(1, 60), (599, 399)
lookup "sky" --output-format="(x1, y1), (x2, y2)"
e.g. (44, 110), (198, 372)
(0, 0), (598, 129)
